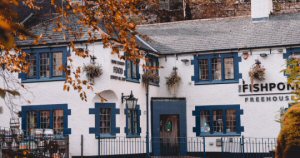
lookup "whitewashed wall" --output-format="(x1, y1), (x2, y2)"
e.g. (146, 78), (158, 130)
(0, 44), (293, 155)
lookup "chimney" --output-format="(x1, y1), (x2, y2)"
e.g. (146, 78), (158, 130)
(251, 0), (273, 21)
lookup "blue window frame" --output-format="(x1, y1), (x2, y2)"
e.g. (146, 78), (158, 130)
(21, 104), (71, 136)
(284, 48), (300, 59)
(192, 53), (240, 84)
(125, 105), (141, 137)
(20, 47), (68, 83)
(192, 105), (244, 137)
(89, 103), (120, 139)
(145, 54), (159, 85)
(284, 48), (300, 76)
(125, 59), (140, 83)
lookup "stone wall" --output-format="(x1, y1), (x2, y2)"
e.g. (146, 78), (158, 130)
(140, 1), (300, 24)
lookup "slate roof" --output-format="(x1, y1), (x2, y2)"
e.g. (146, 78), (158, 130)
(137, 13), (300, 55)
(16, 15), (156, 52)
(16, 15), (100, 46)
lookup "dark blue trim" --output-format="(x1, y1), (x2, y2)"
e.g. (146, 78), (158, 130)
(151, 99), (187, 156)
(125, 59), (140, 83)
(21, 104), (71, 136)
(284, 48), (300, 59)
(193, 105), (244, 137)
(20, 47), (67, 83)
(125, 105), (141, 138)
(89, 103), (120, 139)
(283, 48), (300, 77)
(193, 53), (240, 85)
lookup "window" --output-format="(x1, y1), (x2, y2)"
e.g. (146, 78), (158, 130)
(145, 55), (159, 85)
(125, 105), (141, 137)
(21, 104), (71, 136)
(125, 59), (140, 82)
(193, 53), (239, 84)
(89, 103), (120, 138)
(193, 105), (243, 136)
(20, 47), (67, 82)
(99, 108), (112, 134)
(159, 0), (183, 10)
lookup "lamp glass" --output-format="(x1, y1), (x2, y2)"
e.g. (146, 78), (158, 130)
(126, 99), (137, 109)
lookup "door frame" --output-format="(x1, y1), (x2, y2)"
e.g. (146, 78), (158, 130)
(151, 98), (187, 156)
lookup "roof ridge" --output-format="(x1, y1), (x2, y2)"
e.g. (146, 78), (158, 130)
(137, 15), (251, 27)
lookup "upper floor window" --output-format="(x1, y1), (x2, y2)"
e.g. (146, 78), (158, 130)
(89, 103), (120, 138)
(193, 105), (244, 137)
(125, 59), (140, 82)
(20, 47), (67, 82)
(193, 53), (239, 84)
(145, 55), (159, 85)
(21, 104), (71, 136)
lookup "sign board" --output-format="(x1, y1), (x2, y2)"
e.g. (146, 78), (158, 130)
(239, 82), (293, 103)
(110, 60), (126, 81)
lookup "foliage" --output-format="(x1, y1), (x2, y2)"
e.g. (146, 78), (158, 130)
(165, 67), (181, 89)
(284, 57), (300, 102)
(83, 64), (103, 82)
(276, 56), (300, 157)
(249, 59), (265, 92)
(0, 0), (144, 102)
(249, 59), (266, 81)
(142, 70), (159, 86)
(275, 103), (300, 158)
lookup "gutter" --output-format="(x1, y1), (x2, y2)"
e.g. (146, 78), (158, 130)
(158, 43), (300, 56)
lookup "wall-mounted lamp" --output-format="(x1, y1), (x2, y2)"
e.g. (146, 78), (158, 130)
(121, 91), (138, 109)
(259, 53), (268, 58)
(181, 59), (190, 65)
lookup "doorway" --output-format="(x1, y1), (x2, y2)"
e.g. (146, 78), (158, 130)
(151, 98), (187, 156)
(160, 114), (180, 156)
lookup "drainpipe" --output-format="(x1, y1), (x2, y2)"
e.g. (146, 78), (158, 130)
(146, 83), (150, 158)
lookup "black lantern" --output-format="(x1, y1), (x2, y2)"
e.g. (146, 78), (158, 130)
(121, 91), (138, 109)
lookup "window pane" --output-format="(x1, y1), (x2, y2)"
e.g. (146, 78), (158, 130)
(126, 61), (131, 78)
(40, 111), (51, 129)
(54, 110), (64, 135)
(224, 58), (234, 80)
(53, 52), (63, 77)
(132, 62), (137, 79)
(40, 53), (50, 78)
(212, 58), (222, 80)
(28, 55), (37, 78)
(200, 110), (210, 133)
(213, 110), (224, 133)
(199, 59), (209, 80)
(27, 111), (37, 134)
(226, 110), (237, 133)
(128, 109), (138, 135)
(100, 108), (111, 134)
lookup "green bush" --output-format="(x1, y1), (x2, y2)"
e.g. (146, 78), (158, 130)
(276, 103), (300, 158)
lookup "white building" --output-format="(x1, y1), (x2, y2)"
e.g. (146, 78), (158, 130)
(1, 0), (300, 157)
